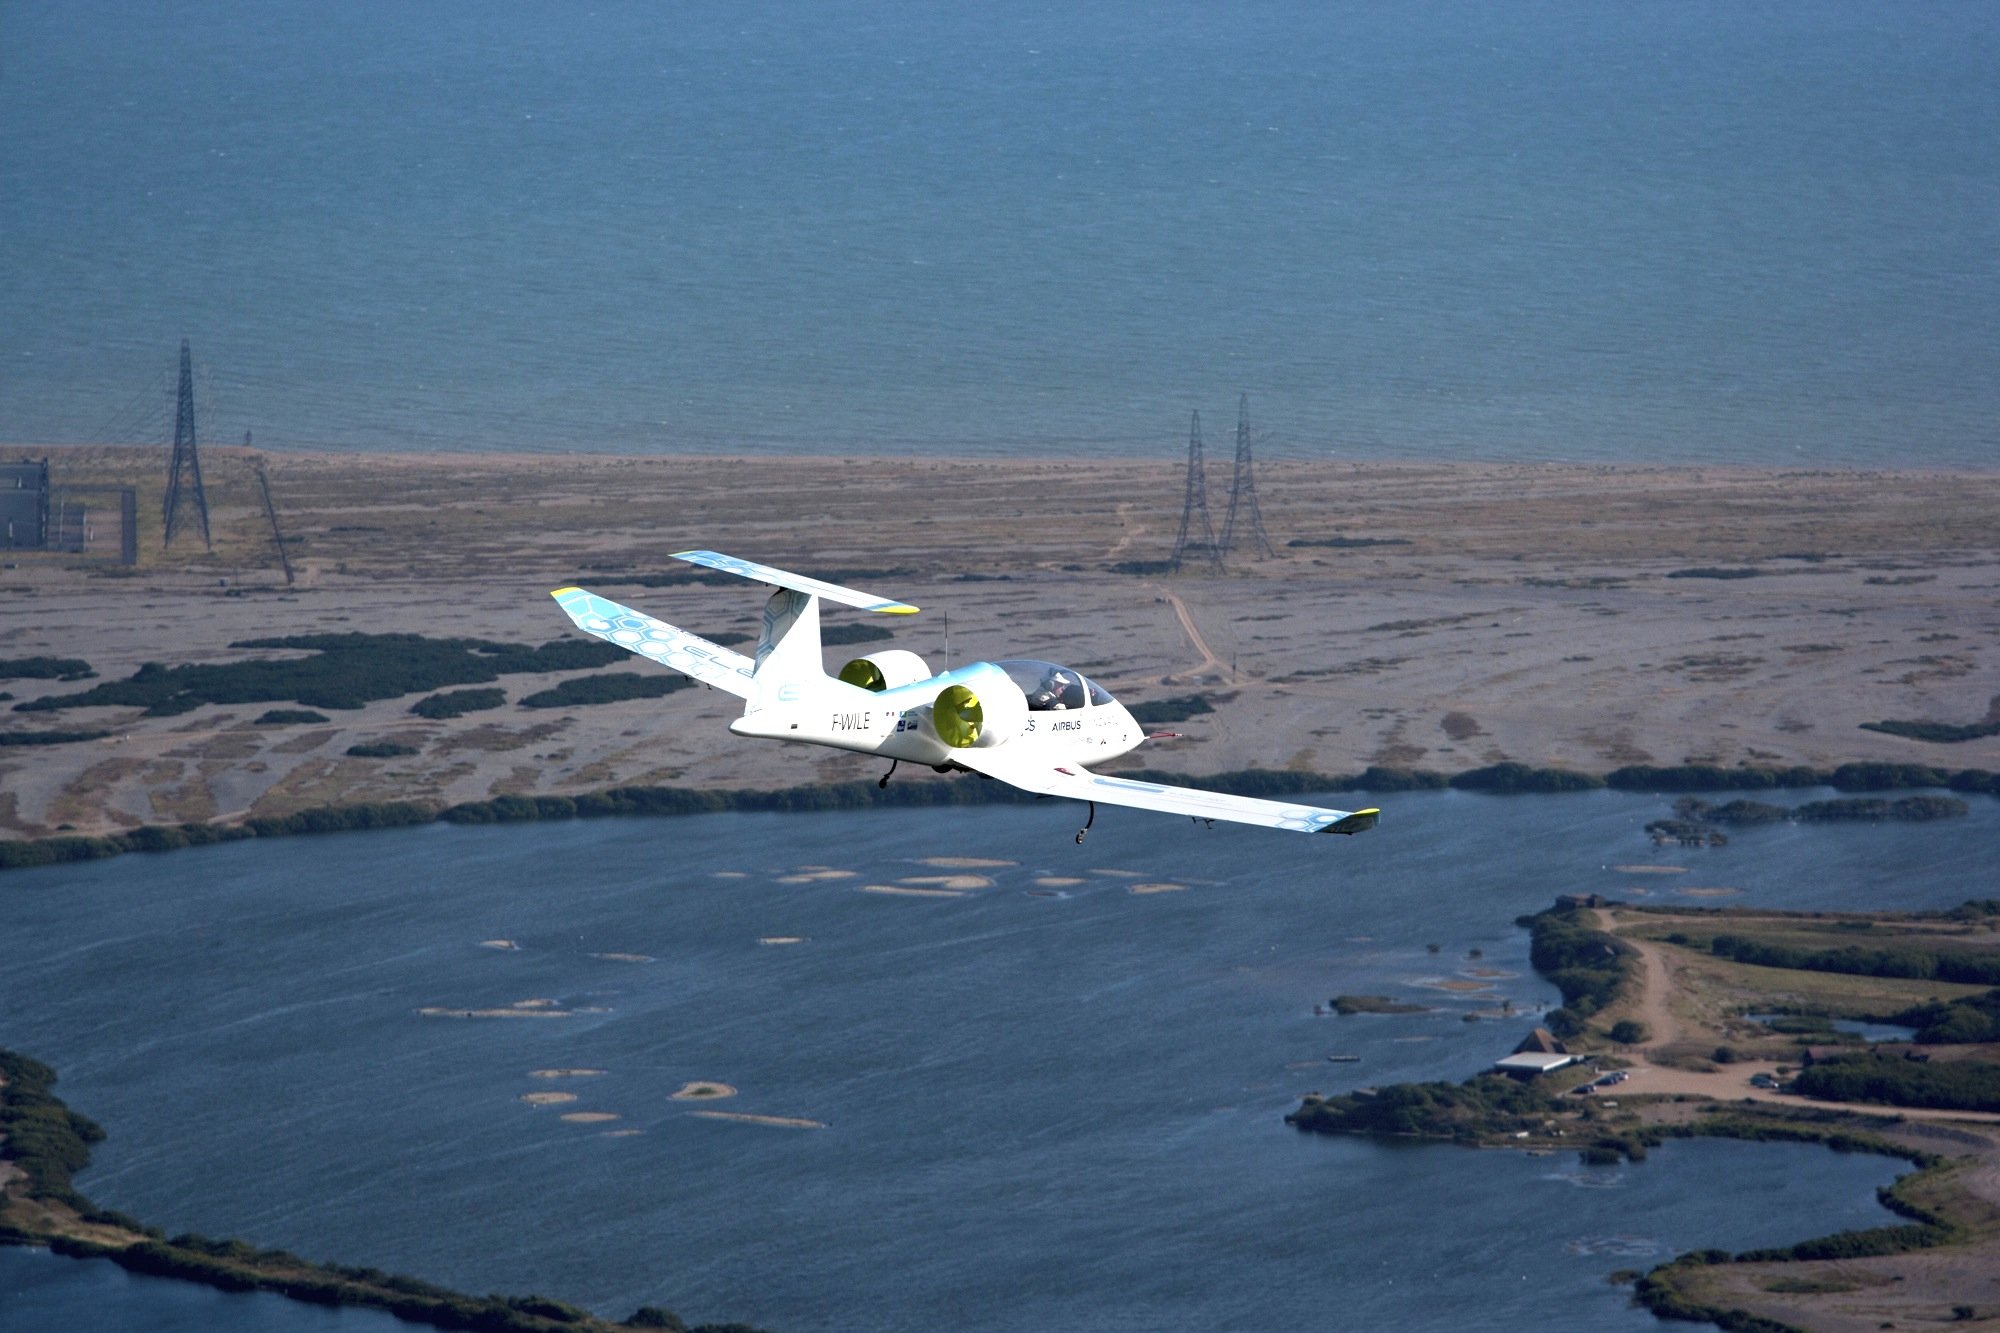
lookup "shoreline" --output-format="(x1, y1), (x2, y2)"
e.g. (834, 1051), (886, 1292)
(0, 1050), (748, 1333)
(1289, 899), (2000, 1329)
(2, 447), (1995, 840)
(0, 760), (1990, 873)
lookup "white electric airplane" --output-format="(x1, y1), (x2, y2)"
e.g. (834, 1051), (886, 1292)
(551, 551), (1378, 842)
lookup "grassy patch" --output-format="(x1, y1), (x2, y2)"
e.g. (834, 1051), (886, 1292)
(0, 657), (94, 681)
(1862, 718), (2000, 744)
(345, 742), (419, 758)
(16, 635), (623, 717)
(0, 729), (113, 746)
(518, 673), (691, 710)
(1125, 695), (1215, 725)
(410, 688), (507, 720)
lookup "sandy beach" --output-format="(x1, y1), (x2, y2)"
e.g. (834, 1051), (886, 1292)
(2, 446), (1994, 838)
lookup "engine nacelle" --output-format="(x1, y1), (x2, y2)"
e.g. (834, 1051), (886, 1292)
(922, 661), (1029, 750)
(837, 649), (931, 693)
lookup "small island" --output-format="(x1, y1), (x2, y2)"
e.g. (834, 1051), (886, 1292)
(1290, 898), (2000, 1329)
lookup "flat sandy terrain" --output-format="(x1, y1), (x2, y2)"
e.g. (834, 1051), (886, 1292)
(2, 446), (1995, 838)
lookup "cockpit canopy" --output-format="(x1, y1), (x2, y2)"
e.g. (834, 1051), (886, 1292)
(994, 659), (1114, 712)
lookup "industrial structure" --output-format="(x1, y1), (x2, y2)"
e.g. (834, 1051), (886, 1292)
(1171, 395), (1275, 570)
(1168, 410), (1221, 572)
(0, 458), (137, 563)
(162, 339), (212, 550)
(1218, 394), (1274, 560)
(1, 459), (49, 549)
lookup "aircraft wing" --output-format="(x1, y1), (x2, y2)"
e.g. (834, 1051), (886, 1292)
(953, 749), (1379, 835)
(672, 550), (919, 615)
(550, 587), (757, 699)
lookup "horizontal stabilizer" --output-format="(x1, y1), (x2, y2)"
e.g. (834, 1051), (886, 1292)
(672, 550), (918, 615)
(550, 587), (757, 698)
(954, 749), (1379, 836)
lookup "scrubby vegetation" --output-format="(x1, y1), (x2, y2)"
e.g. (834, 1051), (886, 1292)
(1795, 795), (1969, 821)
(1331, 994), (1429, 1015)
(1447, 762), (1602, 793)
(1288, 1075), (1560, 1141)
(1894, 991), (2000, 1045)
(346, 742), (419, 758)
(1665, 566), (1762, 579)
(411, 688), (507, 719)
(1700, 933), (2000, 988)
(0, 729), (112, 746)
(0, 1049), (110, 1216)
(1, 759), (1991, 877)
(518, 673), (692, 710)
(1124, 695), (1214, 725)
(1864, 717), (2000, 744)
(0, 656), (94, 681)
(1521, 905), (1640, 1039)
(1285, 535), (1412, 549)
(1792, 1053), (2000, 1112)
(15, 634), (624, 717)
(1661, 794), (1969, 843)
(255, 709), (329, 726)
(0, 801), (436, 870)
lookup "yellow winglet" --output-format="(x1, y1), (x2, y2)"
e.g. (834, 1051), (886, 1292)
(1324, 808), (1380, 836)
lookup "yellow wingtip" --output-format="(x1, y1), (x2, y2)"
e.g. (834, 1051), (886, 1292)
(550, 586), (583, 597)
(877, 604), (920, 615)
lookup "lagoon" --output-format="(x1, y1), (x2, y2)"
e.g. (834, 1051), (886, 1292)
(1, 789), (1990, 1329)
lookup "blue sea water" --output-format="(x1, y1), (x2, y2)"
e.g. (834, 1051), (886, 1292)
(2, 2), (1996, 465)
(0, 789), (1991, 1331)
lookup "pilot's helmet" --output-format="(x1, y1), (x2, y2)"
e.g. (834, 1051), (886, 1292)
(1046, 669), (1071, 691)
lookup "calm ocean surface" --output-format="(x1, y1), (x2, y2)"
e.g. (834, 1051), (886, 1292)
(1, 789), (1993, 1330)
(3, 2), (1995, 466)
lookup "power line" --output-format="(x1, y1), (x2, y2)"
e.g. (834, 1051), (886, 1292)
(1169, 409), (1221, 573)
(1218, 394), (1274, 560)
(162, 340), (212, 550)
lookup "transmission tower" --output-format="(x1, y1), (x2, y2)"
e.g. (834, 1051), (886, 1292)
(162, 339), (212, 550)
(1169, 410), (1222, 572)
(1218, 393), (1274, 560)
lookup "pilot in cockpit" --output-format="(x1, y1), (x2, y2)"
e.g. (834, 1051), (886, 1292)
(1030, 668), (1074, 710)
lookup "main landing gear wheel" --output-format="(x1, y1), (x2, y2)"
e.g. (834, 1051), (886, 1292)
(1075, 800), (1096, 844)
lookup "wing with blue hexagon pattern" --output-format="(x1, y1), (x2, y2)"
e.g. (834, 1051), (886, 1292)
(550, 587), (757, 698)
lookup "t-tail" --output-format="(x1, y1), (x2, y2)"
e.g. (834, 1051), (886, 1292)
(550, 550), (918, 714)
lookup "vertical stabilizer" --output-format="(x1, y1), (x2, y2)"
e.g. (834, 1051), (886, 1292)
(750, 588), (824, 710)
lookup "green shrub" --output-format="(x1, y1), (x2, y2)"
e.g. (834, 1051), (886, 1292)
(1449, 763), (1601, 793)
(517, 673), (690, 710)
(1792, 1052), (2000, 1112)
(411, 688), (507, 719)
(0, 656), (95, 681)
(0, 728), (113, 746)
(1861, 719), (2000, 744)
(346, 742), (419, 758)
(1125, 695), (1215, 725)
(17, 635), (622, 717)
(255, 709), (329, 725)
